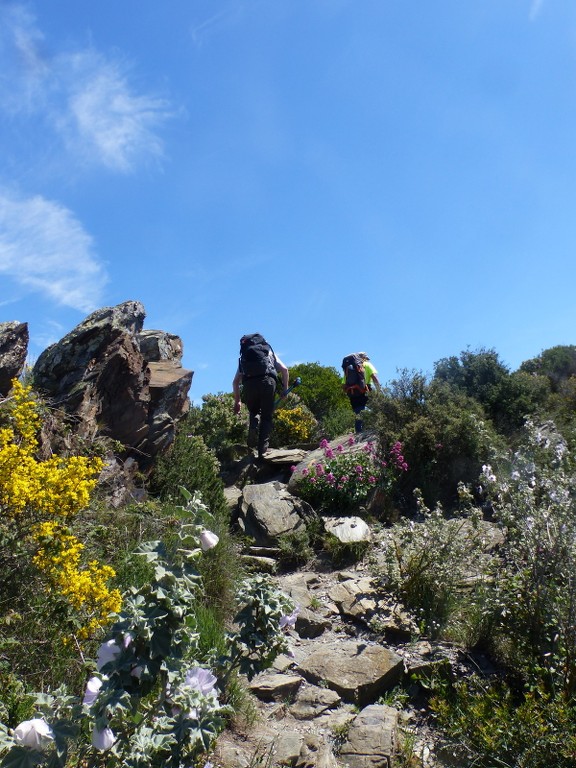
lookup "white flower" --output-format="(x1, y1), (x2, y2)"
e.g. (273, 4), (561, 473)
(183, 666), (218, 697)
(199, 530), (219, 551)
(96, 639), (122, 671)
(13, 718), (54, 749)
(92, 726), (116, 751)
(130, 664), (144, 679)
(279, 606), (300, 630)
(83, 676), (103, 706)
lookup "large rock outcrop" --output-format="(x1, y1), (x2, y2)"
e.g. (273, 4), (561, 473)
(32, 301), (193, 466)
(0, 321), (29, 395)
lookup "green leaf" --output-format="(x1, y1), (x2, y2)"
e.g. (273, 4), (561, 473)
(0, 746), (45, 768)
(150, 629), (172, 658)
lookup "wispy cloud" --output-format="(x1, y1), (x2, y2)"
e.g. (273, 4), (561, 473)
(529, 0), (544, 20)
(0, 4), (50, 113)
(0, 3), (171, 173)
(59, 52), (170, 172)
(0, 191), (108, 311)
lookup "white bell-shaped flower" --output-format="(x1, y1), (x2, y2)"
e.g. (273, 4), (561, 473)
(91, 725), (116, 751)
(13, 718), (54, 750)
(199, 529), (219, 551)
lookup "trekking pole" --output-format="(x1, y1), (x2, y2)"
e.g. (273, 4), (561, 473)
(274, 377), (302, 409)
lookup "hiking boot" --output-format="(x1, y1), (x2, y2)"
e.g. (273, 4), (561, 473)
(258, 439), (270, 460)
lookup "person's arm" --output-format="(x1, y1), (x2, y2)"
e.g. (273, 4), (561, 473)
(366, 361), (381, 391)
(275, 357), (289, 394)
(233, 369), (242, 414)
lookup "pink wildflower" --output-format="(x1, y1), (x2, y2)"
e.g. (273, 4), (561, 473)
(336, 444), (344, 453)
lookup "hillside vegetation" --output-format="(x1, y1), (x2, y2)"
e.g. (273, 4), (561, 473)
(1, 344), (576, 767)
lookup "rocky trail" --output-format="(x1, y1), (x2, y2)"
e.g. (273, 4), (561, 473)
(212, 444), (489, 768)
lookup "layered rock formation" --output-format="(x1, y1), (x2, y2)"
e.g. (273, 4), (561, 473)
(0, 301), (193, 469)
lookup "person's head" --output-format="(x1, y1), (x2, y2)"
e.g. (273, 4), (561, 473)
(358, 352), (370, 361)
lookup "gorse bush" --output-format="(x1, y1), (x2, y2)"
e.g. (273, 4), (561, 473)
(0, 381), (119, 643)
(272, 402), (317, 446)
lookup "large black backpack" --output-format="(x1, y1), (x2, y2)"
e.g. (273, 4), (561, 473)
(342, 353), (368, 395)
(239, 334), (276, 378)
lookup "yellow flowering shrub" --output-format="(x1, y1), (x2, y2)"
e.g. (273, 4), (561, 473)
(273, 405), (317, 445)
(33, 521), (122, 639)
(0, 380), (120, 640)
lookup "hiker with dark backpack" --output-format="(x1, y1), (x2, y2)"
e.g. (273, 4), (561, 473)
(233, 333), (289, 459)
(342, 351), (381, 434)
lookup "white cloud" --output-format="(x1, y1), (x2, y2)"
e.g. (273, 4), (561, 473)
(0, 4), (171, 173)
(529, 0), (544, 20)
(0, 4), (50, 113)
(60, 52), (169, 172)
(0, 192), (108, 312)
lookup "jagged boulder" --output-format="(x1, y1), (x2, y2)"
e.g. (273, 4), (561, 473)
(32, 301), (192, 466)
(0, 321), (29, 395)
(237, 481), (318, 546)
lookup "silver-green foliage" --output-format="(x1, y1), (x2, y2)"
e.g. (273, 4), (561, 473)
(0, 490), (295, 768)
(482, 420), (576, 696)
(382, 490), (493, 639)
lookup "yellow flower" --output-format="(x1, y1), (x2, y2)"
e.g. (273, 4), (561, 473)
(2, 380), (119, 641)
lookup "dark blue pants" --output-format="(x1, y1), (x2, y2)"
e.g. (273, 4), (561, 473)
(349, 393), (368, 433)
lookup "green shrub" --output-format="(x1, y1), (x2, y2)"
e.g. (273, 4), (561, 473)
(369, 371), (502, 512)
(381, 490), (494, 639)
(288, 362), (349, 421)
(184, 392), (246, 457)
(148, 433), (239, 620)
(480, 420), (576, 698)
(431, 676), (576, 768)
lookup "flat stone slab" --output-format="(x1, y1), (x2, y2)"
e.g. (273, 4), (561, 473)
(297, 639), (403, 705)
(340, 704), (398, 768)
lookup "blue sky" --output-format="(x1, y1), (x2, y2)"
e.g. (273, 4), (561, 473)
(1, 0), (575, 403)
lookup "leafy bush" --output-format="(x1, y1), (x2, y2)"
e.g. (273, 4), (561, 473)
(431, 676), (576, 768)
(479, 420), (576, 698)
(0, 496), (296, 768)
(381, 490), (493, 639)
(148, 432), (238, 620)
(288, 362), (349, 421)
(368, 371), (502, 511)
(184, 392), (246, 458)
